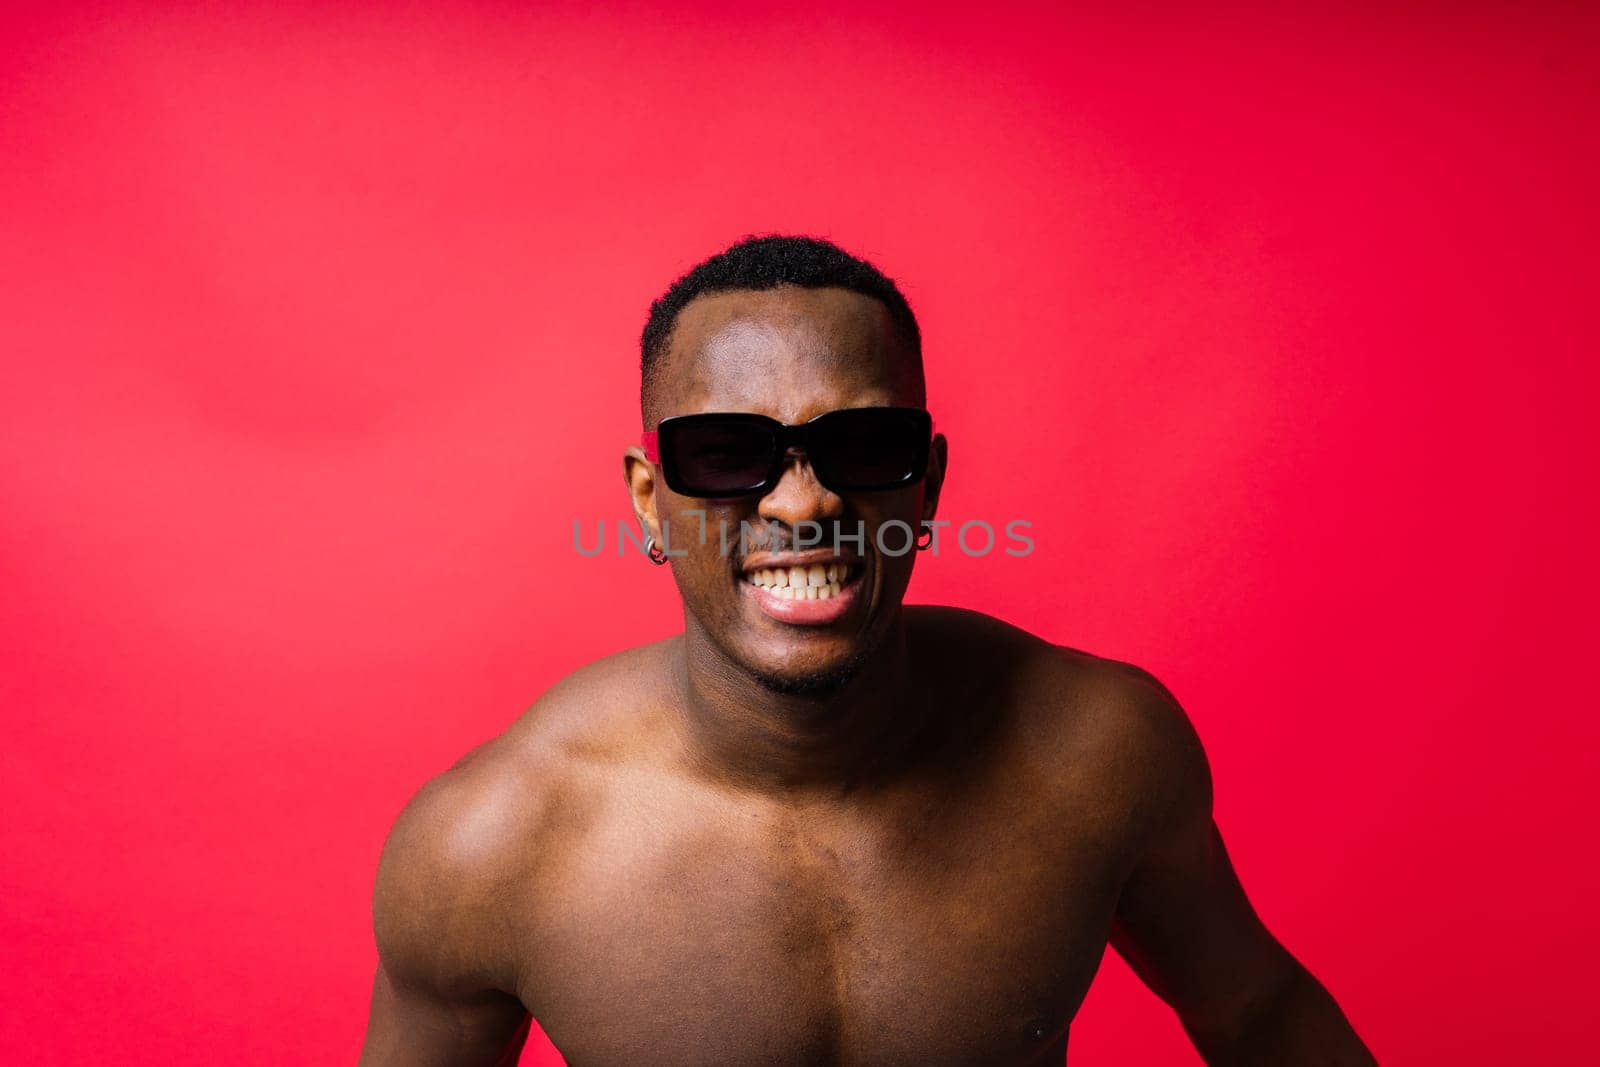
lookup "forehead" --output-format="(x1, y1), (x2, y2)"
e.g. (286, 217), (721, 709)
(651, 286), (917, 424)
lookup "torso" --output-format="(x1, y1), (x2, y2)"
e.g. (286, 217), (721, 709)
(436, 608), (1172, 1066)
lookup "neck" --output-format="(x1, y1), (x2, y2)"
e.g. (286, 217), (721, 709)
(672, 612), (932, 798)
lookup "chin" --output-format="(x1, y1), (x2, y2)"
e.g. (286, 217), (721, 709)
(736, 636), (876, 697)
(745, 657), (865, 697)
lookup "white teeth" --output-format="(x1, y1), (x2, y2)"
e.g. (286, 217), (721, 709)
(745, 562), (856, 597)
(757, 580), (843, 601)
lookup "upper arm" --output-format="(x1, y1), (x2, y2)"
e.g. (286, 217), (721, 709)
(359, 771), (533, 1067)
(360, 960), (531, 1067)
(1105, 667), (1298, 1038)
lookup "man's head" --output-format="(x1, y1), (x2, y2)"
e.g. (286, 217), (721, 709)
(625, 235), (946, 696)
(640, 235), (924, 424)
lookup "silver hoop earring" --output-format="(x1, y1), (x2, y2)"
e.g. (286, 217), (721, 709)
(645, 536), (670, 565)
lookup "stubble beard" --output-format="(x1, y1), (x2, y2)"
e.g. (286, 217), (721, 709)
(744, 641), (874, 697)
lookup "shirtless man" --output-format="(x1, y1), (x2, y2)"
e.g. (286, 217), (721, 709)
(359, 236), (1375, 1065)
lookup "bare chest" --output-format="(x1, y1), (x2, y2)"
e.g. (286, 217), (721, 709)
(513, 779), (1128, 1065)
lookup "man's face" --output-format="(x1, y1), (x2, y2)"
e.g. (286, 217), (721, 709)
(627, 286), (946, 694)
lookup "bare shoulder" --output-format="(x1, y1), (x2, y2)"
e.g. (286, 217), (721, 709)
(372, 637), (680, 996)
(909, 606), (1212, 829)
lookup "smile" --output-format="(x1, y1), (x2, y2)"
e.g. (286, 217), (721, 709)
(738, 556), (865, 625)
(740, 561), (860, 600)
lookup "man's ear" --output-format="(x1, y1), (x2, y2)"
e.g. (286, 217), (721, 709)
(922, 432), (949, 524)
(623, 446), (662, 543)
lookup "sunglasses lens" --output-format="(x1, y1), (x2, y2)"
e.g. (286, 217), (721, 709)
(811, 408), (931, 490)
(663, 417), (776, 495)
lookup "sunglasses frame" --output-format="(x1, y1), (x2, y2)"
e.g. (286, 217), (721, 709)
(641, 406), (935, 498)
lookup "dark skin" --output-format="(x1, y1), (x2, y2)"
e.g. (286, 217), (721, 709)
(360, 287), (1375, 1065)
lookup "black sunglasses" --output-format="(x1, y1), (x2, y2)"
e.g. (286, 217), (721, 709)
(641, 406), (934, 498)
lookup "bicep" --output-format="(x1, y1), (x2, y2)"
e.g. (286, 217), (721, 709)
(1104, 667), (1295, 1029)
(360, 772), (534, 1066)
(1111, 814), (1293, 1026)
(359, 961), (531, 1067)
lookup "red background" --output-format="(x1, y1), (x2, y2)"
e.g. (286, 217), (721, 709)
(3, 3), (1596, 1063)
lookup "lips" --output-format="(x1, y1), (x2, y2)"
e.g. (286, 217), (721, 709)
(739, 555), (863, 625)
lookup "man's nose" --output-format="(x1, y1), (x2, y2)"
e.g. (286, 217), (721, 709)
(758, 452), (843, 528)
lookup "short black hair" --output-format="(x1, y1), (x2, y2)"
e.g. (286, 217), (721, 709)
(640, 234), (922, 417)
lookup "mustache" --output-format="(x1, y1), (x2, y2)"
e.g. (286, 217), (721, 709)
(737, 522), (797, 554)
(716, 519), (868, 561)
